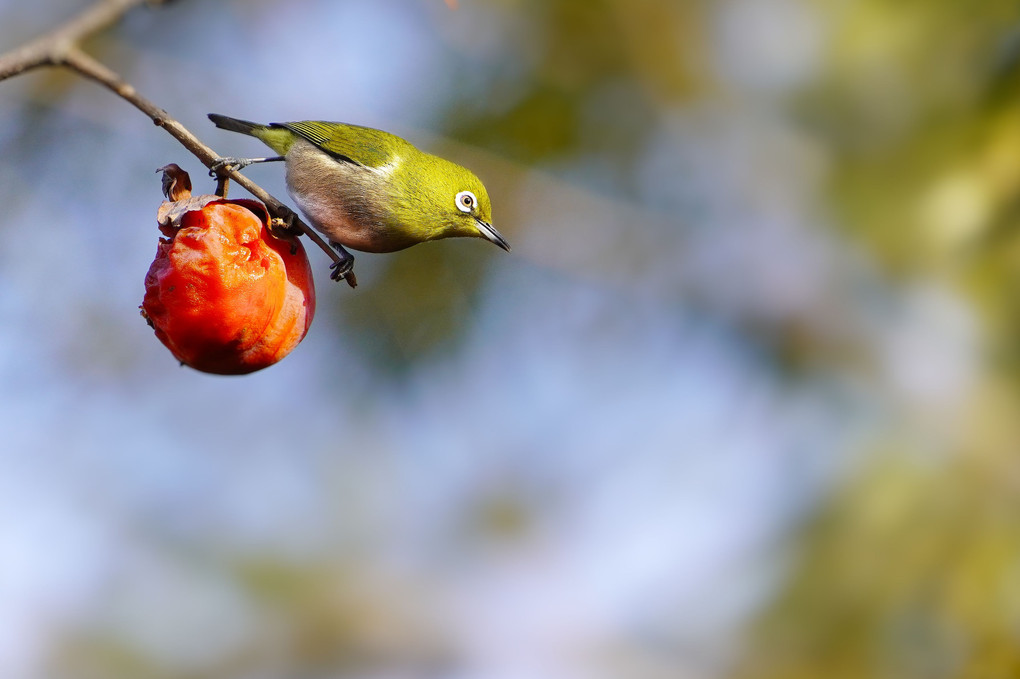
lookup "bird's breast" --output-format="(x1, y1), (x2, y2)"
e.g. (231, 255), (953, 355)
(284, 140), (416, 253)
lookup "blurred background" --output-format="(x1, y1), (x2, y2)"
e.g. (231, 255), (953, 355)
(3, 0), (1020, 677)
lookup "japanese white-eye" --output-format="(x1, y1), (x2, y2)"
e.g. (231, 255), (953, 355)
(208, 114), (509, 281)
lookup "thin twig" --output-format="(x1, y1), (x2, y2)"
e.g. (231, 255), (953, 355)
(0, 0), (149, 80)
(0, 0), (356, 287)
(215, 175), (230, 198)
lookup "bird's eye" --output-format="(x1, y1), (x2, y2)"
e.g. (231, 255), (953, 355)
(455, 190), (476, 213)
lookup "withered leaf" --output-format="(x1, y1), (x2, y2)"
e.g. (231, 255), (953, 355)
(157, 163), (193, 201)
(157, 194), (221, 232)
(156, 196), (273, 236)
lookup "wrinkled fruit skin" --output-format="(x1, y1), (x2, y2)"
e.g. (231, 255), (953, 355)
(142, 199), (315, 375)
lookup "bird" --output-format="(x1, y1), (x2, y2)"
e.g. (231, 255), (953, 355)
(208, 114), (509, 283)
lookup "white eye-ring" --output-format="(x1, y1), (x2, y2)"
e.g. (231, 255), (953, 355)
(455, 190), (477, 213)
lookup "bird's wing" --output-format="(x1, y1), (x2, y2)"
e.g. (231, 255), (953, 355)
(276, 121), (404, 169)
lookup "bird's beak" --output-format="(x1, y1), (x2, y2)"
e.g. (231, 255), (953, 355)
(475, 219), (511, 252)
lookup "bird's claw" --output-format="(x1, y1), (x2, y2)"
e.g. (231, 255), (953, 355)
(329, 259), (353, 280)
(328, 241), (357, 287)
(329, 259), (357, 287)
(209, 157), (251, 175)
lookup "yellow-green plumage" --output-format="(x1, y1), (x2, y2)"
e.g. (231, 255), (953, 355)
(208, 114), (509, 255)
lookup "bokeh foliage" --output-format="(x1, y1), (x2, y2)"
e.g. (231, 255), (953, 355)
(734, 0), (1020, 675)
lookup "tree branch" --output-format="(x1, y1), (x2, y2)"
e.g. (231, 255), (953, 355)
(0, 0), (356, 287)
(0, 0), (148, 79)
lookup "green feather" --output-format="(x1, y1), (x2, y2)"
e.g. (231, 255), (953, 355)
(274, 121), (410, 170)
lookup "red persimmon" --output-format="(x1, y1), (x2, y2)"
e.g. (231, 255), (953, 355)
(141, 197), (315, 374)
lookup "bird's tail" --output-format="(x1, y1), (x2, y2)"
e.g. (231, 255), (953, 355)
(208, 113), (263, 137)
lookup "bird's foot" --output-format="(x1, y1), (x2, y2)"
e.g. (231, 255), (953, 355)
(209, 156), (254, 175)
(329, 241), (357, 287)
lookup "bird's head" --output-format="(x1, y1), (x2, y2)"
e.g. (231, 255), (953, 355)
(417, 157), (510, 252)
